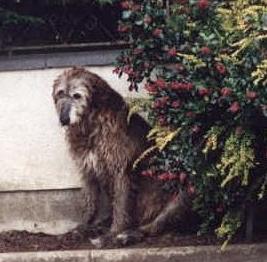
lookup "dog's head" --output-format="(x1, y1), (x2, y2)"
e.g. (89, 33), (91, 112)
(52, 67), (94, 126)
(53, 67), (126, 127)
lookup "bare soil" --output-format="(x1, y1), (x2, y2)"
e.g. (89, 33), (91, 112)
(1, 228), (267, 253)
(0, 230), (215, 253)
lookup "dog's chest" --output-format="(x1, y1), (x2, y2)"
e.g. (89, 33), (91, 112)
(77, 151), (99, 174)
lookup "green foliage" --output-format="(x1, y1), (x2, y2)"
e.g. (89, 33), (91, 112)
(0, 8), (43, 26)
(202, 126), (224, 155)
(0, 7), (44, 46)
(126, 97), (151, 123)
(218, 133), (255, 188)
(94, 0), (117, 5)
(115, 0), (267, 244)
(216, 211), (242, 250)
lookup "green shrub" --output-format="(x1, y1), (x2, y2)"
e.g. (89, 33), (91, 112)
(115, 0), (267, 245)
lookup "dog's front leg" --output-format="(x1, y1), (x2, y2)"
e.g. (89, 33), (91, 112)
(81, 176), (100, 225)
(90, 172), (133, 249)
(111, 170), (133, 234)
(72, 177), (101, 238)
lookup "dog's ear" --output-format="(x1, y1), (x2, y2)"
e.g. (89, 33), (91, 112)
(89, 74), (126, 112)
(52, 77), (61, 100)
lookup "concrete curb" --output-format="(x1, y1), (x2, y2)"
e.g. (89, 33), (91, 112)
(0, 244), (267, 262)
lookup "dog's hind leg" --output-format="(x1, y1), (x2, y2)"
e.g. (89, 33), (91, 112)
(114, 189), (191, 247)
(139, 189), (191, 236)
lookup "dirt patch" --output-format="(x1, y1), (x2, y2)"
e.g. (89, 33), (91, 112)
(1, 228), (267, 253)
(0, 230), (216, 253)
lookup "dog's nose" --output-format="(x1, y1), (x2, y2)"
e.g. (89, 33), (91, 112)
(60, 114), (70, 126)
(59, 102), (71, 126)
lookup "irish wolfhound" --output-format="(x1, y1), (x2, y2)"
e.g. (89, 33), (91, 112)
(52, 67), (191, 247)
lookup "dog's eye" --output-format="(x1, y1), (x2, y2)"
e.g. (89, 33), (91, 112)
(57, 90), (64, 98)
(73, 93), (82, 100)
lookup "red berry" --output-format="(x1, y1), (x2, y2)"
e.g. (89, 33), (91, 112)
(145, 83), (157, 94)
(141, 170), (154, 177)
(153, 100), (162, 109)
(215, 62), (226, 75)
(118, 24), (130, 33)
(200, 46), (211, 55)
(185, 83), (193, 91)
(197, 0), (209, 9)
(186, 111), (195, 118)
(179, 172), (187, 184)
(133, 48), (143, 55)
(158, 172), (169, 181)
(246, 90), (257, 100)
(123, 66), (134, 75)
(170, 82), (193, 91)
(158, 116), (167, 126)
(153, 97), (168, 108)
(121, 1), (130, 9)
(198, 87), (210, 96)
(170, 81), (183, 90)
(187, 185), (196, 196)
(171, 100), (181, 108)
(153, 28), (163, 37)
(158, 172), (178, 181)
(221, 87), (232, 97)
(132, 4), (141, 11)
(112, 67), (120, 74)
(168, 173), (178, 180)
(192, 125), (201, 133)
(168, 47), (177, 57)
(155, 78), (167, 89)
(161, 96), (169, 104)
(229, 102), (240, 113)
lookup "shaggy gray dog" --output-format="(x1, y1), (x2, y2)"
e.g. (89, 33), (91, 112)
(52, 67), (191, 247)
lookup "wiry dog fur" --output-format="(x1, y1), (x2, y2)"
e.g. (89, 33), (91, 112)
(52, 67), (191, 247)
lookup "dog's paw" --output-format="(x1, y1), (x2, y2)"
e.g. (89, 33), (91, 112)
(139, 223), (159, 236)
(116, 230), (144, 246)
(90, 233), (114, 249)
(90, 237), (106, 249)
(115, 232), (129, 246)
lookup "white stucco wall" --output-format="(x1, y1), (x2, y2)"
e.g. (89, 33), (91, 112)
(0, 66), (146, 192)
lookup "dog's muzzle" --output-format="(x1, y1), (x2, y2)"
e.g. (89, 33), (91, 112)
(59, 102), (71, 126)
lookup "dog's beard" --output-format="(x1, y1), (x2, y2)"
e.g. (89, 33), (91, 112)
(68, 102), (89, 126)
(69, 106), (81, 125)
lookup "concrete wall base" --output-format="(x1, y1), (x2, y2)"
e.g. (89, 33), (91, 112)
(0, 244), (267, 262)
(0, 189), (83, 235)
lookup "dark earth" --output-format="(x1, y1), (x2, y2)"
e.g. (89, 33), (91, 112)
(1, 227), (267, 253)
(1, 204), (267, 252)
(0, 230), (219, 253)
